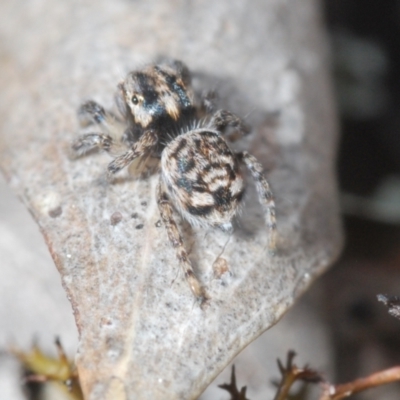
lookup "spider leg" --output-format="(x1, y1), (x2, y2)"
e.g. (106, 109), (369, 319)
(78, 100), (118, 127)
(199, 90), (218, 114)
(157, 180), (209, 306)
(209, 109), (250, 137)
(71, 132), (113, 156)
(72, 100), (125, 157)
(237, 151), (277, 252)
(107, 129), (158, 174)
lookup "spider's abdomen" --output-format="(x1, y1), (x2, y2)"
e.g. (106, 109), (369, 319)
(161, 129), (245, 228)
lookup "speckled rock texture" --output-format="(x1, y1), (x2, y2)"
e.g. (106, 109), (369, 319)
(0, 1), (342, 399)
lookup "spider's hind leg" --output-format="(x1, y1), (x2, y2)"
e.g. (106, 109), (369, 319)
(238, 151), (277, 252)
(157, 179), (209, 306)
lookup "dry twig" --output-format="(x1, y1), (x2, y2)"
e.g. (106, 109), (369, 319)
(11, 338), (83, 400)
(218, 365), (249, 400)
(320, 366), (400, 400)
(273, 351), (322, 400)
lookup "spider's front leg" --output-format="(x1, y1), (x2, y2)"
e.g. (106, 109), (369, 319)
(78, 100), (110, 126)
(237, 151), (277, 252)
(107, 129), (158, 175)
(71, 100), (116, 156)
(71, 133), (113, 157)
(157, 180), (209, 307)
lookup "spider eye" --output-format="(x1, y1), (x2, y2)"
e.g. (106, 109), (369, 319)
(132, 95), (139, 105)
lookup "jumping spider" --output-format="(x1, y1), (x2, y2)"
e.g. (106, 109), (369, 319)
(72, 59), (276, 306)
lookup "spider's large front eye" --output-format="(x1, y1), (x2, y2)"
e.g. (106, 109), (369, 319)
(132, 95), (139, 105)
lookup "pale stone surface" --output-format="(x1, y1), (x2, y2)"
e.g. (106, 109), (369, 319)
(200, 285), (333, 400)
(0, 174), (78, 399)
(0, 175), (77, 352)
(0, 174), (332, 399)
(0, 1), (342, 398)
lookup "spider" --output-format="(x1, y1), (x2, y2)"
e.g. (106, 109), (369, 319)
(71, 59), (276, 306)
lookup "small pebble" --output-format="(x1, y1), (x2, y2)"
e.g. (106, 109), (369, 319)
(213, 257), (229, 279)
(48, 206), (62, 218)
(110, 212), (123, 226)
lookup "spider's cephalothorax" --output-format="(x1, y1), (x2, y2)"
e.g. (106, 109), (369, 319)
(72, 59), (277, 306)
(115, 60), (197, 153)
